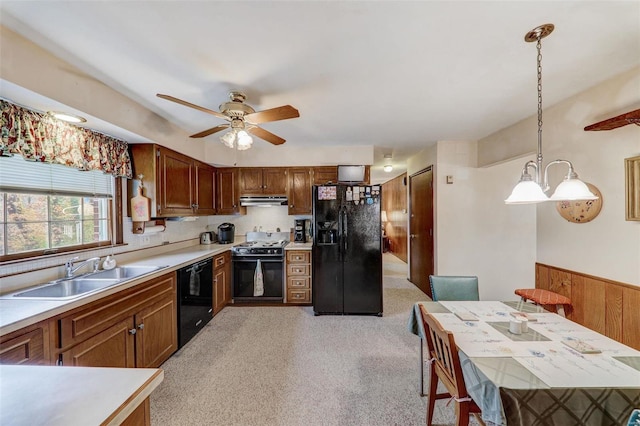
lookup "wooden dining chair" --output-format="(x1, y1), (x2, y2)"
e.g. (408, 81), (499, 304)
(420, 305), (483, 426)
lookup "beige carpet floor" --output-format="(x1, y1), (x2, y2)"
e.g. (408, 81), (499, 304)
(151, 253), (481, 425)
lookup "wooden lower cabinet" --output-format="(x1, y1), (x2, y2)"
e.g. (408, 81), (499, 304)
(121, 398), (151, 426)
(61, 318), (136, 367)
(213, 252), (232, 315)
(0, 321), (50, 365)
(56, 272), (177, 368)
(286, 250), (312, 304)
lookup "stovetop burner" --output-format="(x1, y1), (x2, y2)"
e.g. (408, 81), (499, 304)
(232, 232), (289, 257)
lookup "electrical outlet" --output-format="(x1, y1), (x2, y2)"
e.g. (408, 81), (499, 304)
(140, 235), (151, 246)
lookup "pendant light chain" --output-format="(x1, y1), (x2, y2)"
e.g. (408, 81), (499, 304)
(536, 36), (544, 182)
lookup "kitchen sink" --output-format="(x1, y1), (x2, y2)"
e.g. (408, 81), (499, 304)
(90, 265), (166, 280)
(6, 264), (169, 300)
(12, 278), (121, 299)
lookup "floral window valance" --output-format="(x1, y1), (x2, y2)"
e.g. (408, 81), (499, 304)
(0, 99), (133, 178)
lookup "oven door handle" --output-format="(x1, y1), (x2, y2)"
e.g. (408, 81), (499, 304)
(233, 258), (284, 262)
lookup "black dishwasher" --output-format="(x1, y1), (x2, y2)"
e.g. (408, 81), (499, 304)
(177, 258), (213, 348)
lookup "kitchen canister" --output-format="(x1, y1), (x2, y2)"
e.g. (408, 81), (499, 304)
(509, 318), (523, 334)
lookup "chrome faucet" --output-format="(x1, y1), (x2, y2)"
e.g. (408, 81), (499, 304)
(65, 256), (101, 278)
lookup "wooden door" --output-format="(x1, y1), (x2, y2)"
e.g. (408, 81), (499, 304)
(313, 166), (338, 185)
(409, 167), (434, 297)
(135, 297), (177, 368)
(263, 168), (288, 195)
(195, 162), (216, 215)
(239, 168), (264, 194)
(159, 147), (194, 216)
(61, 319), (136, 367)
(217, 168), (240, 215)
(288, 168), (312, 214)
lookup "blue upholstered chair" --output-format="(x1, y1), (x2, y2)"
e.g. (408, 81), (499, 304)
(428, 275), (479, 301)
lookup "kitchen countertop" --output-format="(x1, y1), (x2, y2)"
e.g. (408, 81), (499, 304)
(285, 242), (313, 250)
(0, 365), (163, 425)
(0, 243), (235, 336)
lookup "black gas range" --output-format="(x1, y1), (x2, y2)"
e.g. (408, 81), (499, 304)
(232, 232), (289, 303)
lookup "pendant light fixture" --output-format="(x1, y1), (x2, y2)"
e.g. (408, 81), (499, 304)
(505, 24), (598, 204)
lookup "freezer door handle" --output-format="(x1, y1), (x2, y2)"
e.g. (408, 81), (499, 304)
(342, 206), (348, 253)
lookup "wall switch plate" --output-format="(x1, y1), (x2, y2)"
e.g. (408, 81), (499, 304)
(446, 175), (454, 184)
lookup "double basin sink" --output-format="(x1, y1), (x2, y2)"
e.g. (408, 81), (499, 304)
(6, 265), (169, 300)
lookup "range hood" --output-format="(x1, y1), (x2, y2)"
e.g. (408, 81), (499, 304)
(240, 195), (288, 207)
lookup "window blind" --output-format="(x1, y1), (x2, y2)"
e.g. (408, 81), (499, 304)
(0, 155), (114, 197)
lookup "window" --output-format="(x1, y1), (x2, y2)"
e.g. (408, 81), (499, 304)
(0, 156), (116, 260)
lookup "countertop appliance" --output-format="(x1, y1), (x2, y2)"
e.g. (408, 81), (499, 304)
(312, 184), (383, 315)
(177, 258), (213, 348)
(217, 223), (235, 244)
(200, 231), (213, 245)
(232, 231), (288, 303)
(294, 219), (306, 243)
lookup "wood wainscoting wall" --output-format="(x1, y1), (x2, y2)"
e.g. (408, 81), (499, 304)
(536, 263), (640, 350)
(382, 173), (408, 262)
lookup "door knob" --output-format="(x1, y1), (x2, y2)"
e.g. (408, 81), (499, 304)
(129, 328), (137, 335)
(137, 323), (144, 330)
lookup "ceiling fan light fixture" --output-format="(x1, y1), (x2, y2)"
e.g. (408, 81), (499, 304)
(236, 130), (253, 150)
(220, 130), (236, 148)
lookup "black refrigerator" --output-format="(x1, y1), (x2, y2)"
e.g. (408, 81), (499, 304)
(312, 184), (383, 316)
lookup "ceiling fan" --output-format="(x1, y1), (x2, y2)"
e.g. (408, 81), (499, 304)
(156, 91), (299, 147)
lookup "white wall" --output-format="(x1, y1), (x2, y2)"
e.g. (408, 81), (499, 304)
(480, 66), (640, 286)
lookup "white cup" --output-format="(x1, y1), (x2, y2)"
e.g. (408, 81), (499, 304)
(520, 317), (529, 333)
(509, 319), (523, 334)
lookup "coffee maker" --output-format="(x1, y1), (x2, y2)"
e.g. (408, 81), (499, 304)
(294, 219), (306, 243)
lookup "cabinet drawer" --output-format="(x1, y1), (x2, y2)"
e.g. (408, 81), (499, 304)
(287, 264), (310, 276)
(287, 289), (311, 304)
(214, 254), (226, 268)
(59, 273), (176, 349)
(287, 276), (310, 289)
(287, 251), (310, 263)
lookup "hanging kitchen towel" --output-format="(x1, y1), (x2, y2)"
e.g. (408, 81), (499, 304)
(254, 259), (264, 297)
(189, 266), (200, 296)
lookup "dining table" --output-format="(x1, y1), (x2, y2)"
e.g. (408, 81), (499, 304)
(408, 300), (640, 426)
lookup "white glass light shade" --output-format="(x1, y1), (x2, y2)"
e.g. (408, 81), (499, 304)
(549, 178), (598, 201)
(220, 131), (236, 148)
(505, 180), (549, 204)
(383, 164), (393, 173)
(236, 131), (253, 151)
(381, 210), (388, 222)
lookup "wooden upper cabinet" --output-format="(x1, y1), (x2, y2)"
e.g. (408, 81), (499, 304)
(129, 144), (217, 217)
(239, 168), (287, 195)
(217, 168), (243, 215)
(158, 147), (194, 216)
(313, 167), (338, 185)
(195, 161), (216, 215)
(288, 168), (312, 215)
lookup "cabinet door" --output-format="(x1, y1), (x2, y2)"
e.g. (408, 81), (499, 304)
(288, 168), (312, 214)
(213, 268), (226, 315)
(263, 168), (288, 195)
(217, 168), (241, 215)
(0, 325), (47, 365)
(313, 167), (338, 185)
(239, 168), (264, 195)
(61, 319), (136, 368)
(195, 161), (216, 215)
(159, 147), (194, 216)
(134, 297), (177, 368)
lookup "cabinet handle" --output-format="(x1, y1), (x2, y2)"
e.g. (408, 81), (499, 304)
(137, 323), (144, 330)
(129, 328), (137, 335)
(290, 204), (294, 208)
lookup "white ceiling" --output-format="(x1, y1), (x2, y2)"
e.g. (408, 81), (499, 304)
(1, 1), (639, 182)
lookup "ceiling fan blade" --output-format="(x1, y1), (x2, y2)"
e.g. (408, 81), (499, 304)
(247, 126), (286, 145)
(156, 94), (229, 121)
(190, 124), (229, 138)
(244, 105), (299, 124)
